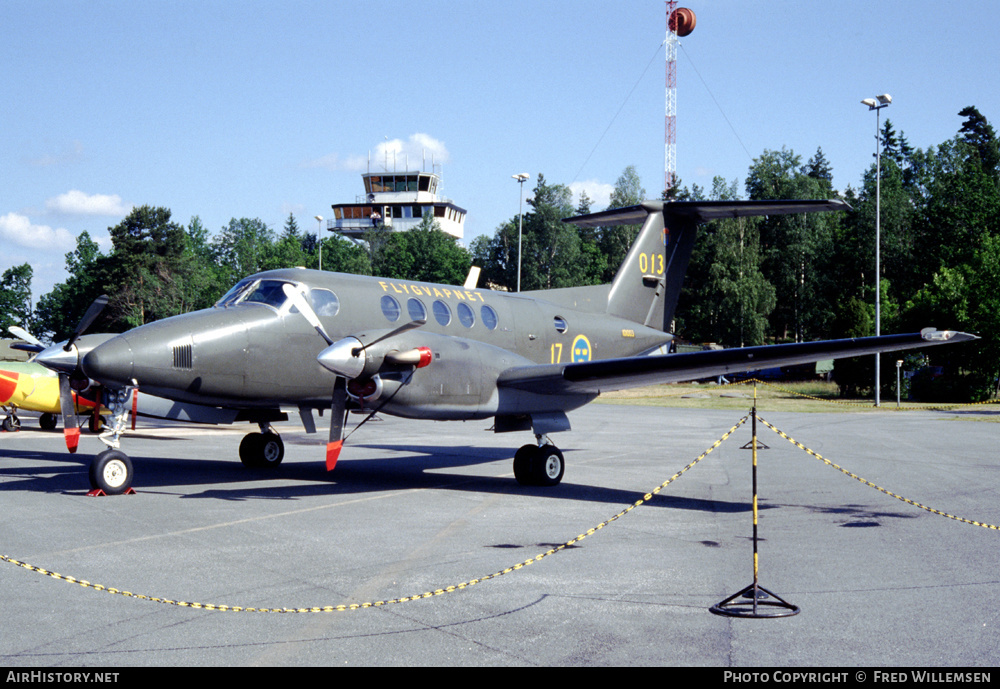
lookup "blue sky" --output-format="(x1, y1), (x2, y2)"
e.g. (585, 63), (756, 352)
(3, 0), (999, 304)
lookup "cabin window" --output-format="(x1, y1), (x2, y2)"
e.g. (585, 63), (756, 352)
(553, 316), (568, 333)
(457, 302), (475, 328)
(432, 300), (451, 326)
(310, 288), (340, 317)
(380, 295), (401, 322)
(480, 305), (498, 331)
(407, 297), (426, 322)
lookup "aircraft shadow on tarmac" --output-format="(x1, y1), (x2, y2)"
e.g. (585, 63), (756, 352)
(0, 441), (755, 514)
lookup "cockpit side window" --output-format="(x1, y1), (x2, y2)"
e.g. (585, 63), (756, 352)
(215, 278), (256, 307)
(242, 280), (291, 309)
(215, 279), (292, 311)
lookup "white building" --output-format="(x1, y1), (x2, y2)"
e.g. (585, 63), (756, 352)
(329, 171), (466, 240)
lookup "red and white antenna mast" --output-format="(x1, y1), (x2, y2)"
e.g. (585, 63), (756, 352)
(665, 4), (696, 196)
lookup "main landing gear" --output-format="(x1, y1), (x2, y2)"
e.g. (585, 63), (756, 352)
(513, 436), (565, 487)
(239, 424), (285, 468)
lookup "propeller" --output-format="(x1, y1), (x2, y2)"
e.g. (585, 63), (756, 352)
(33, 295), (109, 452)
(282, 283), (428, 470)
(8, 326), (44, 354)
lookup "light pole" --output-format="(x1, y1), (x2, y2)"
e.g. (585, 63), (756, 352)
(512, 173), (529, 292)
(861, 94), (891, 406)
(314, 215), (324, 271)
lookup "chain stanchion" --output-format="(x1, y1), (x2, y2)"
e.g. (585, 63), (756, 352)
(711, 382), (799, 618)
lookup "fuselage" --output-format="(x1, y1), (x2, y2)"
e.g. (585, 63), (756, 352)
(82, 268), (672, 420)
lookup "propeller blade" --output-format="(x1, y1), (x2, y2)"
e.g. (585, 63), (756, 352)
(326, 377), (348, 471)
(58, 375), (80, 453)
(352, 319), (427, 355)
(8, 326), (43, 348)
(65, 295), (108, 351)
(282, 283), (334, 345)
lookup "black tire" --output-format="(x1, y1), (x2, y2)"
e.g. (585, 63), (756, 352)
(532, 445), (565, 487)
(513, 444), (539, 485)
(39, 413), (57, 430)
(239, 432), (284, 468)
(89, 449), (133, 495)
(2, 416), (20, 432)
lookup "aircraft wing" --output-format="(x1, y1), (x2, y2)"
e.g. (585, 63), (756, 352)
(496, 330), (976, 395)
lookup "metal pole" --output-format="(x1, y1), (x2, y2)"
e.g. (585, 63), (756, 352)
(875, 106), (881, 407)
(513, 174), (528, 292)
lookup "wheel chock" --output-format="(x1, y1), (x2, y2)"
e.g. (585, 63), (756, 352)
(87, 487), (137, 497)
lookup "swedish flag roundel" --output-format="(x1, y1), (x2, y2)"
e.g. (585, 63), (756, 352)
(571, 334), (592, 362)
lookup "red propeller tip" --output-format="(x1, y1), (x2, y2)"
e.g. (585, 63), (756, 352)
(326, 440), (343, 471)
(64, 427), (81, 454)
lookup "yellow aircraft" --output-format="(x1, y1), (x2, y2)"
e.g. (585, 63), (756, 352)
(0, 361), (104, 432)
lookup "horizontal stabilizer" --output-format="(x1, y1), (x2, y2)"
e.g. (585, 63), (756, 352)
(497, 330), (976, 396)
(564, 199), (851, 228)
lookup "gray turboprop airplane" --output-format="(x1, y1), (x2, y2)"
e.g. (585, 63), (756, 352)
(37, 199), (975, 494)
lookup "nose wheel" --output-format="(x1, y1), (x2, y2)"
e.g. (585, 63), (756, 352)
(89, 449), (134, 495)
(513, 443), (565, 486)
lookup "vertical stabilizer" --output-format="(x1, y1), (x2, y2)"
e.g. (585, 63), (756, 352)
(563, 199), (850, 332)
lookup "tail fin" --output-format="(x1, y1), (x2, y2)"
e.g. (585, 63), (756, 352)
(565, 199), (850, 332)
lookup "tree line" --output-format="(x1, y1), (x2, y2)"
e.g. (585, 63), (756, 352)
(2, 106), (998, 400)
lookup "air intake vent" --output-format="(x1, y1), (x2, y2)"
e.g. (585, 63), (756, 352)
(172, 343), (192, 369)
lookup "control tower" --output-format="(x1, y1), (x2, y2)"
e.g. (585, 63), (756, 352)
(329, 171), (467, 240)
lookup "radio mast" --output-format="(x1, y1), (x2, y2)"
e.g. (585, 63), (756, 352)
(665, 4), (696, 197)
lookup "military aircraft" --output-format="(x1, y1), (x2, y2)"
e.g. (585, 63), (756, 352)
(35, 199), (975, 495)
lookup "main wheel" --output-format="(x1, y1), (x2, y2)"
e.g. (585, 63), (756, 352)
(39, 413), (57, 430)
(239, 432), (284, 468)
(89, 449), (133, 495)
(513, 444), (539, 485)
(532, 445), (565, 487)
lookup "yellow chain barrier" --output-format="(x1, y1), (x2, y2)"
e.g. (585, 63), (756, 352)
(756, 414), (1000, 531)
(1, 415), (749, 613)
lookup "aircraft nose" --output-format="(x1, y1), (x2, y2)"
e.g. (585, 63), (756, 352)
(82, 336), (134, 387)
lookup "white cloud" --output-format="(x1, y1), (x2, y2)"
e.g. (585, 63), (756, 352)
(0, 213), (76, 251)
(569, 180), (614, 210)
(44, 190), (132, 216)
(375, 133), (450, 169)
(304, 133), (450, 173)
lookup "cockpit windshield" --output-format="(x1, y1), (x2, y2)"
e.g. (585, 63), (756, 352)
(214, 278), (293, 310)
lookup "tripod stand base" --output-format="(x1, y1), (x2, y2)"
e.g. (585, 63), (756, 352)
(710, 583), (800, 618)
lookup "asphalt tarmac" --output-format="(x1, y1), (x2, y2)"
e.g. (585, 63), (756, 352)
(1, 401), (997, 667)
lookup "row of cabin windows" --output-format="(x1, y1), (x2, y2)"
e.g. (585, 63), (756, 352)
(219, 281), (568, 337)
(381, 295), (498, 330)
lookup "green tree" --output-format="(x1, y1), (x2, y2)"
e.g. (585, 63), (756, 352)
(0, 264), (33, 335)
(105, 205), (189, 328)
(598, 165), (646, 282)
(746, 148), (838, 342)
(213, 217), (277, 285)
(676, 177), (774, 346)
(33, 232), (108, 340)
